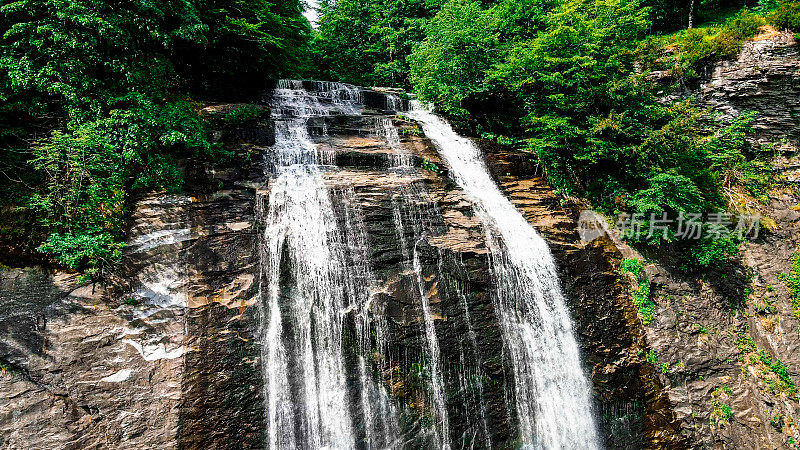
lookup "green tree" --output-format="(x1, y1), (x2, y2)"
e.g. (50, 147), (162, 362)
(409, 0), (499, 120)
(312, 0), (437, 87)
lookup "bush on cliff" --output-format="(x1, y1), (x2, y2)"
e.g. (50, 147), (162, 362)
(769, 0), (800, 30)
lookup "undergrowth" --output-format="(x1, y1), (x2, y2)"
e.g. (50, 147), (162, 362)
(637, 10), (767, 83)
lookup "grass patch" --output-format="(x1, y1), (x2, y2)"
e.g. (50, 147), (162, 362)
(711, 386), (733, 424)
(735, 325), (797, 397)
(759, 350), (797, 396)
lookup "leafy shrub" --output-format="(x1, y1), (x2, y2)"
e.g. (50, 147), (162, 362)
(647, 10), (766, 81)
(628, 173), (706, 243)
(0, 0), (308, 274)
(714, 12), (767, 57)
(702, 112), (776, 202)
(621, 258), (656, 324)
(409, 0), (498, 120)
(770, 411), (784, 430)
(28, 100), (216, 271)
(687, 234), (741, 268)
(769, 0), (800, 30)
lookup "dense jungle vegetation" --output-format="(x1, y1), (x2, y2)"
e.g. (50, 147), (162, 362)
(1, 0), (798, 275)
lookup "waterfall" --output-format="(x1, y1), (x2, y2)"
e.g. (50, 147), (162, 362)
(407, 103), (601, 449)
(258, 81), (597, 449)
(375, 117), (412, 168)
(259, 81), (399, 449)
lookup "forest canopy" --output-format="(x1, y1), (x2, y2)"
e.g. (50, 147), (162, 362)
(314, 0), (797, 268)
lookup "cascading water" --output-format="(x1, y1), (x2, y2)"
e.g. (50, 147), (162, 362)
(407, 103), (601, 449)
(258, 81), (399, 449)
(259, 80), (597, 449)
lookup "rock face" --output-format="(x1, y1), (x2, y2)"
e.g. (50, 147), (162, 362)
(698, 31), (800, 144)
(0, 133), (267, 448)
(597, 31), (800, 449)
(483, 149), (686, 449)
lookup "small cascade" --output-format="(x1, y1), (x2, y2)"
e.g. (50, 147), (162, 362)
(386, 94), (404, 112)
(272, 80), (362, 117)
(407, 102), (601, 449)
(374, 117), (412, 168)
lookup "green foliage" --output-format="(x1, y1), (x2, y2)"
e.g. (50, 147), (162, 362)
(710, 386), (733, 424)
(702, 112), (775, 201)
(770, 410), (784, 430)
(778, 243), (800, 319)
(687, 234), (741, 268)
(638, 10), (766, 82)
(409, 0), (498, 120)
(480, 131), (523, 148)
(770, 0), (800, 30)
(174, 0), (311, 98)
(314, 0), (770, 275)
(0, 0), (310, 273)
(644, 349), (659, 364)
(27, 100), (214, 269)
(313, 0), (437, 87)
(621, 258), (656, 324)
(222, 105), (270, 126)
(737, 325), (798, 397)
(421, 159), (442, 173)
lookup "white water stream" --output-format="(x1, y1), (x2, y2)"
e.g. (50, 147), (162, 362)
(259, 81), (398, 449)
(407, 103), (601, 449)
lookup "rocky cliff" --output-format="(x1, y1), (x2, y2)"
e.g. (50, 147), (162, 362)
(0, 91), (521, 448)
